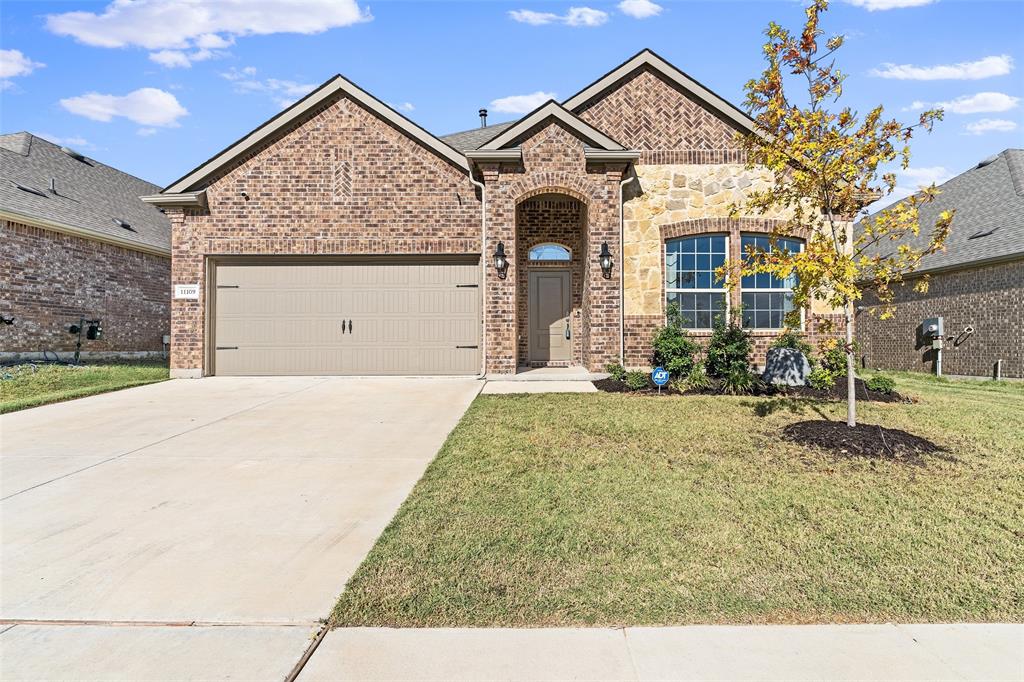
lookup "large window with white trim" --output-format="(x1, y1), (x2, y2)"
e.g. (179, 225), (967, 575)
(740, 235), (802, 329)
(665, 235), (727, 329)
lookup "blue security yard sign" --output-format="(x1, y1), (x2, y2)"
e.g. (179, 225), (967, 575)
(652, 367), (670, 386)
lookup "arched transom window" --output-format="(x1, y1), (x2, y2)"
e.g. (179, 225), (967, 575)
(528, 243), (572, 261)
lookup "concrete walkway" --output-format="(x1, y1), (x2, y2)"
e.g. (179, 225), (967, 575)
(1, 376), (481, 680)
(299, 624), (1023, 681)
(481, 380), (597, 393)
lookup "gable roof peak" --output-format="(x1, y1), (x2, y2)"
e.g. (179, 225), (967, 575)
(477, 99), (626, 151)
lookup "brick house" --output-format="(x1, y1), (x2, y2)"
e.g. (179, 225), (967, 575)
(857, 149), (1024, 379)
(146, 50), (845, 378)
(1, 133), (171, 361)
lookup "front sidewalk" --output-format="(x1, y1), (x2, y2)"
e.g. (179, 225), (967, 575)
(299, 624), (1022, 681)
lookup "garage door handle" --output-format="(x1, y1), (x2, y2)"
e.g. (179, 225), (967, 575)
(347, 319), (352, 334)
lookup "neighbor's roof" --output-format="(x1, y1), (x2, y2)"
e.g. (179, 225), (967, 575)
(863, 149), (1024, 274)
(0, 132), (170, 255)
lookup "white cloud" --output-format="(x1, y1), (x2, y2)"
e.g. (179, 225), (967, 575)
(508, 9), (561, 25)
(395, 102), (415, 112)
(844, 0), (935, 10)
(869, 166), (952, 211)
(220, 68), (317, 109)
(490, 91), (557, 114)
(0, 49), (45, 89)
(45, 0), (371, 63)
(509, 6), (608, 27)
(871, 55), (1013, 80)
(34, 132), (93, 149)
(136, 127), (159, 137)
(60, 88), (189, 127)
(908, 91), (1021, 114)
(964, 118), (1018, 135)
(149, 46), (224, 68)
(565, 7), (608, 26)
(618, 0), (662, 19)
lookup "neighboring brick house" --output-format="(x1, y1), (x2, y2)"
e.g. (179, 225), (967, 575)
(146, 50), (844, 378)
(857, 149), (1024, 379)
(0, 132), (171, 361)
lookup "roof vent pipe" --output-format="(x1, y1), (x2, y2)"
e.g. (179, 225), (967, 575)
(479, 108), (487, 128)
(49, 178), (57, 193)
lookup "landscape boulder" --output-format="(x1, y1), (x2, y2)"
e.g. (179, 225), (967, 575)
(762, 347), (811, 386)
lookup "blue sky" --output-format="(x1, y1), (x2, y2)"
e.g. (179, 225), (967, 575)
(2, 0), (1022, 205)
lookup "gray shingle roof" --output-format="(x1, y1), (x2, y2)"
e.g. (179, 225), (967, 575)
(439, 121), (517, 151)
(0, 132), (170, 254)
(863, 149), (1024, 274)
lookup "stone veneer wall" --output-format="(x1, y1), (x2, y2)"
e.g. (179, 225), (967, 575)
(856, 259), (1024, 378)
(515, 195), (585, 366)
(168, 93), (483, 374)
(1, 219), (170, 357)
(618, 165), (846, 369)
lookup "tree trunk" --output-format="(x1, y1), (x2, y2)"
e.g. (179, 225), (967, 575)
(845, 303), (856, 427)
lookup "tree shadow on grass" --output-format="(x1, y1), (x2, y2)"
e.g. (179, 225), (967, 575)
(743, 396), (831, 420)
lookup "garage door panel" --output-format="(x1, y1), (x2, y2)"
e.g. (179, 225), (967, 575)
(213, 260), (479, 376)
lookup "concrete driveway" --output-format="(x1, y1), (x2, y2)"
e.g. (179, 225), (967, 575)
(0, 376), (480, 680)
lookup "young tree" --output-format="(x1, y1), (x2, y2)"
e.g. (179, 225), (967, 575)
(729, 0), (954, 426)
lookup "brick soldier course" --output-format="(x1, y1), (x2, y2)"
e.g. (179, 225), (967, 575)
(147, 49), (851, 377)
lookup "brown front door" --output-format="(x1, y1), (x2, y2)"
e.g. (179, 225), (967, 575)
(528, 269), (571, 363)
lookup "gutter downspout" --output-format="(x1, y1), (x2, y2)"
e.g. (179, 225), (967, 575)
(619, 173), (636, 367)
(467, 164), (487, 378)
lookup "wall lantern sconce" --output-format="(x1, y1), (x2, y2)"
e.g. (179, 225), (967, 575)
(598, 242), (613, 279)
(493, 241), (509, 279)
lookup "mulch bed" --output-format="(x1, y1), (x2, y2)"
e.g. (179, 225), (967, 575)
(594, 374), (910, 403)
(782, 420), (950, 464)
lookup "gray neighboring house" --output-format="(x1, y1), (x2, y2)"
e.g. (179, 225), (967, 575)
(0, 132), (172, 361)
(857, 148), (1024, 379)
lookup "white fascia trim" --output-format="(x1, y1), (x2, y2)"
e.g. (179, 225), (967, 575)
(140, 190), (207, 208)
(163, 75), (468, 194)
(563, 49), (755, 135)
(479, 101), (625, 151)
(0, 209), (171, 258)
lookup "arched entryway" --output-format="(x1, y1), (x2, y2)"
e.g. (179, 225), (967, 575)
(515, 192), (587, 367)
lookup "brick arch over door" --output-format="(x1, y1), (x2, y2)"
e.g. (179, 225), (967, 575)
(510, 177), (602, 207)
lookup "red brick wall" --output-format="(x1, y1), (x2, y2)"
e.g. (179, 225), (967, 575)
(481, 120), (625, 373)
(856, 259), (1024, 378)
(574, 66), (747, 164)
(1, 219), (170, 356)
(170, 93), (483, 372)
(515, 196), (585, 366)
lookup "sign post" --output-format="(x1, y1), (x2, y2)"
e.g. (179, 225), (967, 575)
(651, 366), (669, 395)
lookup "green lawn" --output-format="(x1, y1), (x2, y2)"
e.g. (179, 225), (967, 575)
(334, 372), (1024, 627)
(0, 360), (170, 413)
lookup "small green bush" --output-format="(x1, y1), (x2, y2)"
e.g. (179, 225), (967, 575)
(720, 367), (757, 395)
(652, 312), (700, 377)
(685, 361), (712, 392)
(624, 370), (650, 391)
(771, 329), (812, 357)
(706, 315), (752, 378)
(866, 373), (896, 394)
(605, 362), (627, 381)
(818, 338), (859, 376)
(808, 365), (836, 390)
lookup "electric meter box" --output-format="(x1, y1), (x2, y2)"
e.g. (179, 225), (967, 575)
(922, 316), (944, 338)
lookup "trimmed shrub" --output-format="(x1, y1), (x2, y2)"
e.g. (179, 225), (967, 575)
(685, 361), (712, 392)
(808, 365), (837, 390)
(605, 362), (627, 381)
(624, 370), (650, 391)
(866, 373), (896, 394)
(706, 315), (753, 379)
(652, 310), (700, 377)
(720, 367), (758, 395)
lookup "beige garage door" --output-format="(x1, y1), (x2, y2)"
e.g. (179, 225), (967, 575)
(212, 259), (480, 376)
